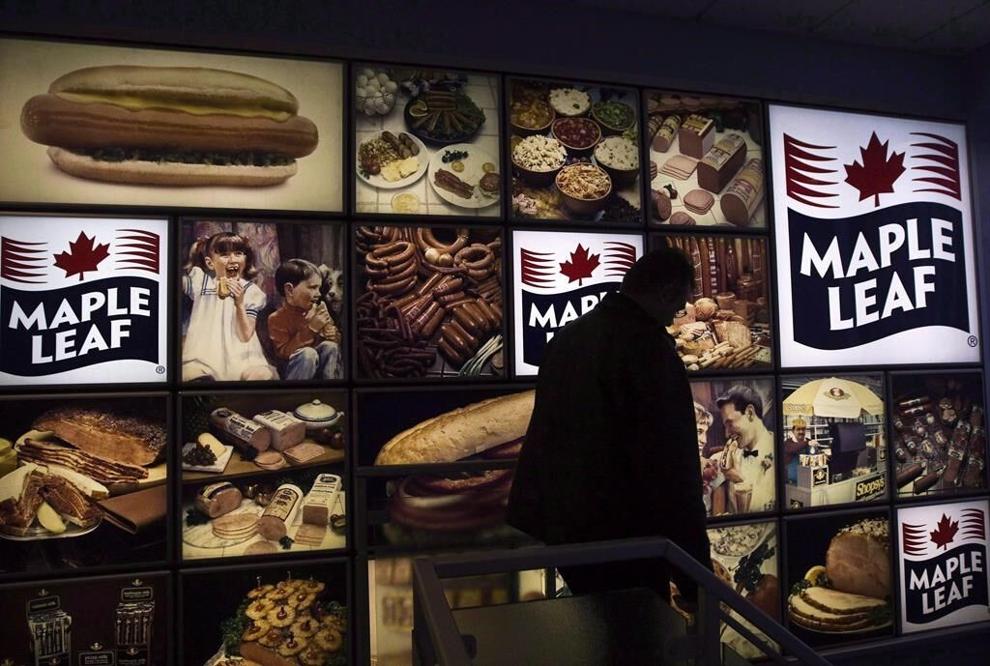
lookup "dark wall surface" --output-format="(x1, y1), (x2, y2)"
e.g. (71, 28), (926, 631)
(0, 0), (969, 118)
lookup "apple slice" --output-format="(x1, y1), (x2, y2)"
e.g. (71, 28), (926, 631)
(37, 501), (66, 535)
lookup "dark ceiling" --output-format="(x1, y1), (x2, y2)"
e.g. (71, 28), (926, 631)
(567, 0), (990, 54)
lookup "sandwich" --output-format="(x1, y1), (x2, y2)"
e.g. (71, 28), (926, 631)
(20, 65), (319, 187)
(375, 391), (534, 533)
(374, 390), (533, 465)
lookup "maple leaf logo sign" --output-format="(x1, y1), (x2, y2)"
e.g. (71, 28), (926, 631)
(53, 231), (110, 281)
(844, 132), (905, 207)
(560, 244), (600, 286)
(930, 513), (959, 551)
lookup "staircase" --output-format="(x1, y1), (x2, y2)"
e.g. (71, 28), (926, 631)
(410, 537), (831, 665)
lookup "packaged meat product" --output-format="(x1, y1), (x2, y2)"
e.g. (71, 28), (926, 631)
(210, 408), (270, 452)
(677, 114), (715, 159)
(195, 482), (243, 518)
(301, 473), (342, 526)
(697, 133), (747, 194)
(257, 483), (303, 540)
(652, 115), (681, 152)
(252, 409), (305, 451)
(721, 158), (765, 227)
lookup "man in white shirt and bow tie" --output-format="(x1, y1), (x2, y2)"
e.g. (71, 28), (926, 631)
(716, 385), (776, 514)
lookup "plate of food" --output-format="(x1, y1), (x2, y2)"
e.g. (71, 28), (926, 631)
(0, 463), (104, 540)
(787, 518), (893, 635)
(404, 88), (486, 146)
(208, 576), (348, 666)
(357, 130), (428, 189)
(428, 144), (500, 208)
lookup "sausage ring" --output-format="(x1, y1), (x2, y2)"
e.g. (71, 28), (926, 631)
(454, 244), (494, 270)
(416, 227), (469, 256)
(372, 240), (417, 267)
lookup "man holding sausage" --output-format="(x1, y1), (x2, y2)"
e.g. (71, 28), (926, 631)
(507, 246), (712, 605)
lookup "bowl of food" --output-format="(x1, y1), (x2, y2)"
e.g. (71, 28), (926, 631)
(555, 163), (612, 216)
(551, 117), (601, 157)
(549, 87), (591, 117)
(594, 136), (640, 188)
(510, 99), (555, 136)
(592, 100), (636, 135)
(512, 135), (567, 186)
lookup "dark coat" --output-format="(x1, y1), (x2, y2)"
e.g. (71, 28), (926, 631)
(507, 292), (711, 594)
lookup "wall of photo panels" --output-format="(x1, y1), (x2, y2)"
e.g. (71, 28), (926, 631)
(0, 32), (986, 666)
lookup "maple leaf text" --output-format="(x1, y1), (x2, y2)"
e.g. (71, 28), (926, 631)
(844, 132), (905, 207)
(53, 232), (110, 282)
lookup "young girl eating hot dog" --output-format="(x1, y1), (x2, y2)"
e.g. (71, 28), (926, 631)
(182, 231), (276, 382)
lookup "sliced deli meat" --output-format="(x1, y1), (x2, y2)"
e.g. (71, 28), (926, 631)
(17, 438), (148, 485)
(34, 407), (166, 466)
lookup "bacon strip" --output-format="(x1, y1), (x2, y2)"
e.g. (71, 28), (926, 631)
(18, 439), (148, 485)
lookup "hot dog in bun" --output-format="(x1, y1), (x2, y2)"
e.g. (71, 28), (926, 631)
(20, 65), (319, 187)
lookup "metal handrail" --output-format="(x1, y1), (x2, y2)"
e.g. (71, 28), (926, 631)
(412, 536), (832, 666)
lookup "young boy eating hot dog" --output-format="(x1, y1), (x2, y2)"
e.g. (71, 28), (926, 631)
(268, 259), (342, 380)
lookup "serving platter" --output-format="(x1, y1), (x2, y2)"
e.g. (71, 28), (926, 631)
(0, 517), (101, 541)
(403, 90), (486, 146)
(427, 143), (500, 209)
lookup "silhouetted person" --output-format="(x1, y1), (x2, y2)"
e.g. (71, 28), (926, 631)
(507, 247), (712, 604)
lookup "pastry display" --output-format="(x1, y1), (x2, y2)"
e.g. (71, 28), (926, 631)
(510, 79), (641, 223)
(355, 225), (504, 379)
(654, 235), (772, 371)
(647, 93), (765, 228)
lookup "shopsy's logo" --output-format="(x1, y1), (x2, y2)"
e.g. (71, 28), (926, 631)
(0, 225), (162, 377)
(900, 504), (989, 630)
(783, 129), (969, 350)
(517, 236), (638, 372)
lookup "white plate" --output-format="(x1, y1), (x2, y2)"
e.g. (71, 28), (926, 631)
(428, 143), (500, 209)
(0, 463), (104, 541)
(356, 132), (429, 190)
(181, 442), (234, 474)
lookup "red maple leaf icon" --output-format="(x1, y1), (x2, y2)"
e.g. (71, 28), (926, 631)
(844, 132), (905, 207)
(53, 231), (110, 281)
(930, 513), (959, 550)
(559, 244), (600, 285)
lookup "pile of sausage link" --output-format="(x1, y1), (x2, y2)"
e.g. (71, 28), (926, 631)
(356, 226), (503, 378)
